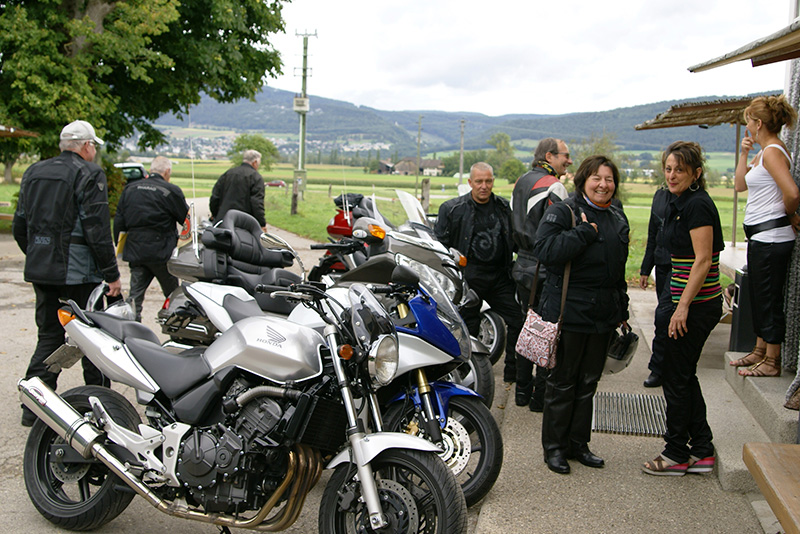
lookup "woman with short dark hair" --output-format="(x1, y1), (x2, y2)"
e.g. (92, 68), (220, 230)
(533, 155), (629, 475)
(729, 95), (799, 377)
(643, 141), (723, 476)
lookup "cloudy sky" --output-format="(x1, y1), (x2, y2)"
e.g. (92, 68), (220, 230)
(266, 0), (793, 116)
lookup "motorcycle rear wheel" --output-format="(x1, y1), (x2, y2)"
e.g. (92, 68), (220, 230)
(384, 395), (503, 507)
(319, 449), (467, 534)
(479, 310), (506, 365)
(23, 386), (141, 531)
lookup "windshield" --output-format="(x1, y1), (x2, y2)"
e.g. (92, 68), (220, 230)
(395, 255), (471, 359)
(348, 283), (396, 349)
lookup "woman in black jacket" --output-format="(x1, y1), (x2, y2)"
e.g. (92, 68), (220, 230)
(533, 155), (630, 475)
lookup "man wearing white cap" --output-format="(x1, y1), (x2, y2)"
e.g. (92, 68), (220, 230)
(13, 119), (121, 426)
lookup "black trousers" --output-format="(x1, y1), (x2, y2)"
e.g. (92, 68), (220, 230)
(648, 264), (672, 376)
(656, 296), (720, 463)
(462, 269), (524, 373)
(541, 329), (611, 454)
(129, 262), (179, 322)
(746, 240), (795, 344)
(26, 283), (108, 390)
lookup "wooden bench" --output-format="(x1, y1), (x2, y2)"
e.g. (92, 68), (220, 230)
(0, 213), (13, 221)
(743, 442), (800, 534)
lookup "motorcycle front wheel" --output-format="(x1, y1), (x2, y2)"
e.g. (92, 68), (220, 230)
(319, 449), (468, 534)
(479, 310), (506, 365)
(23, 386), (141, 531)
(384, 395), (503, 507)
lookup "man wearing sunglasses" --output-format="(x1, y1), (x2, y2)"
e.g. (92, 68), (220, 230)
(511, 138), (571, 411)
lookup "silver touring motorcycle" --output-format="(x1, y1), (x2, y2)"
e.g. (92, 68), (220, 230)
(18, 273), (468, 532)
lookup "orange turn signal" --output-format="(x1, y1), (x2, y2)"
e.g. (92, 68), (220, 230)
(457, 254), (467, 267)
(368, 224), (386, 240)
(57, 308), (75, 327)
(338, 344), (354, 360)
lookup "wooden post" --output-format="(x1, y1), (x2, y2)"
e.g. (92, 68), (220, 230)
(421, 178), (431, 213)
(291, 179), (299, 215)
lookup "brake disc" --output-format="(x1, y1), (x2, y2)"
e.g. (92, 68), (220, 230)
(437, 416), (471, 476)
(346, 479), (419, 534)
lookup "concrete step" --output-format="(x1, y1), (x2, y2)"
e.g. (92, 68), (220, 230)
(724, 351), (798, 444)
(701, 366), (769, 492)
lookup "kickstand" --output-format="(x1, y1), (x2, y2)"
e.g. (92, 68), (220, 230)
(217, 527), (232, 534)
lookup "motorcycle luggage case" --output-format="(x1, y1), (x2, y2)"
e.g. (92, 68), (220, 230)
(167, 244), (207, 282)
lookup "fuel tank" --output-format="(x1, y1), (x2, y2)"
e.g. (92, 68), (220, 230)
(202, 315), (324, 384)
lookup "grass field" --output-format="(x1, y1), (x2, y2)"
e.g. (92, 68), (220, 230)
(2, 161), (746, 286)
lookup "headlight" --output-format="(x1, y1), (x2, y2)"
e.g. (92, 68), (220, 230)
(395, 254), (457, 301)
(368, 334), (399, 386)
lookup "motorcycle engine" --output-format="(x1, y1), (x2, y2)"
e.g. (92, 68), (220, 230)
(176, 396), (284, 512)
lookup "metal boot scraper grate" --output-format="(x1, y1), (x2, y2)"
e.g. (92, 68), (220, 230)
(592, 392), (666, 437)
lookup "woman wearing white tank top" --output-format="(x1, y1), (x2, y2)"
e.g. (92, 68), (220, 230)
(731, 95), (800, 377)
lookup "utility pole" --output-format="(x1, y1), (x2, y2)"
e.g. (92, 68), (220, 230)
(458, 118), (465, 186)
(292, 30), (316, 213)
(415, 114), (424, 197)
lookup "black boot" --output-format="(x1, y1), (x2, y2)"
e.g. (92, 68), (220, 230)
(515, 381), (533, 406)
(544, 450), (570, 474)
(568, 443), (605, 468)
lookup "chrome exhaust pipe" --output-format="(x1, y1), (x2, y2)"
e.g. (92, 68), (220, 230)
(18, 377), (103, 459)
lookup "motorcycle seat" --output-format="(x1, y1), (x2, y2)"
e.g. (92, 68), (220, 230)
(125, 338), (211, 399)
(202, 210), (292, 268)
(85, 311), (161, 345)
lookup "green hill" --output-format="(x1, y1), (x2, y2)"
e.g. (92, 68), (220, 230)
(158, 87), (779, 157)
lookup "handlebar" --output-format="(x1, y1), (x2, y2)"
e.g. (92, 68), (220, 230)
(310, 240), (365, 252)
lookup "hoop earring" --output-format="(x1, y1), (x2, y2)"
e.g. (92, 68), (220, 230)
(689, 180), (700, 192)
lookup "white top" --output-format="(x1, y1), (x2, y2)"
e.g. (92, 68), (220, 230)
(743, 144), (795, 243)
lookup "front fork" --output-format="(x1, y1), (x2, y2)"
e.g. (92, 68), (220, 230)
(323, 325), (388, 530)
(395, 302), (444, 444)
(415, 369), (444, 444)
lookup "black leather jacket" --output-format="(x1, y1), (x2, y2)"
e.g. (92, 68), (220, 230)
(13, 151), (119, 285)
(210, 163), (266, 227)
(533, 194), (629, 333)
(640, 187), (672, 275)
(114, 174), (189, 264)
(434, 192), (515, 272)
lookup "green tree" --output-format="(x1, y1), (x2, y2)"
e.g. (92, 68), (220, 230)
(498, 158), (526, 184)
(0, 0), (287, 159)
(227, 134), (279, 169)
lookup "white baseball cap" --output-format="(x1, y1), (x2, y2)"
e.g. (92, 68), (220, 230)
(60, 120), (104, 145)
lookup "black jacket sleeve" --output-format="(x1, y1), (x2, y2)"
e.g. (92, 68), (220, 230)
(249, 173), (266, 227)
(434, 201), (454, 248)
(12, 181), (27, 253)
(77, 168), (120, 282)
(640, 197), (659, 276)
(533, 203), (598, 267)
(210, 176), (223, 220)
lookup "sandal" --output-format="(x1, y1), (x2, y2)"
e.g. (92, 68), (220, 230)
(687, 455), (715, 474)
(642, 455), (688, 476)
(729, 346), (765, 367)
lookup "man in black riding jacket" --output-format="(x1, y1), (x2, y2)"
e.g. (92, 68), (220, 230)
(435, 162), (524, 383)
(511, 138), (571, 411)
(210, 149), (266, 230)
(114, 156), (189, 321)
(13, 120), (121, 426)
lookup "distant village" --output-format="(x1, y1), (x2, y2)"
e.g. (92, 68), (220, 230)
(119, 129), (449, 175)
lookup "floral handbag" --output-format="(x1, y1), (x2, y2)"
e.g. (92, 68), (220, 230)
(514, 205), (574, 369)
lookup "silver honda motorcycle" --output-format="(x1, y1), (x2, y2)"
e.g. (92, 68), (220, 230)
(18, 272), (468, 533)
